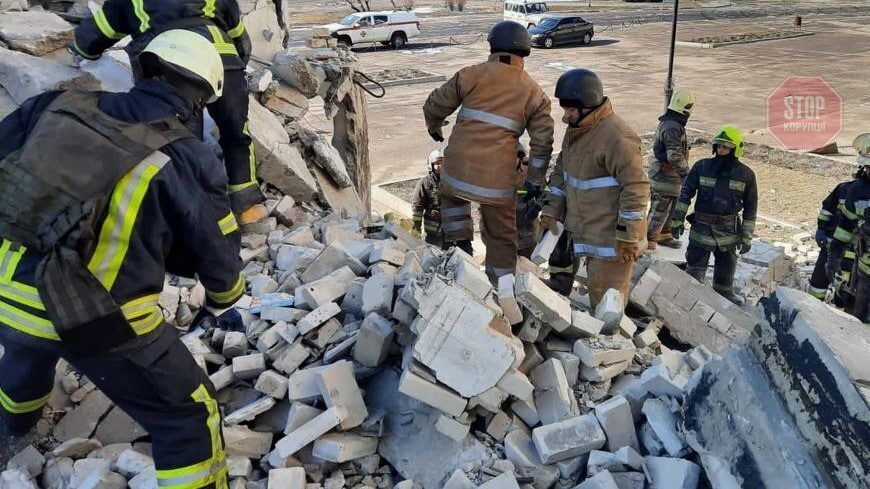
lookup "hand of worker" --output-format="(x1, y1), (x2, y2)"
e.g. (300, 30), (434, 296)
(738, 241), (752, 255)
(191, 307), (245, 332)
(814, 229), (828, 248)
(617, 241), (642, 263)
(671, 222), (684, 240)
(522, 181), (543, 202)
(540, 214), (560, 235)
(428, 127), (444, 142)
(522, 200), (542, 221)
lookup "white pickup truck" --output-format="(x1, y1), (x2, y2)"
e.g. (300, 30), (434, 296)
(324, 11), (421, 49)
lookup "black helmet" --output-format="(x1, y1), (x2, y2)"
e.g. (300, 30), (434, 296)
(488, 21), (531, 57)
(555, 68), (604, 109)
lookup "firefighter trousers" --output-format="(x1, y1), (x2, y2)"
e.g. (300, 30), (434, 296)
(845, 268), (869, 323)
(0, 324), (228, 488)
(547, 232), (634, 309)
(685, 242), (738, 295)
(440, 191), (517, 282)
(647, 192), (677, 242)
(808, 245), (830, 300)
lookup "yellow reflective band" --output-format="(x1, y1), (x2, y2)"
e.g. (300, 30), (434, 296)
(154, 385), (228, 489)
(218, 212), (238, 236)
(833, 227), (854, 243)
(119, 294), (163, 336)
(844, 250), (857, 259)
(229, 125), (256, 192)
(729, 180), (746, 192)
(841, 206), (859, 221)
(206, 275), (245, 305)
(207, 25), (238, 55)
(72, 40), (101, 60)
(0, 387), (49, 415)
(203, 0), (217, 18)
(699, 176), (717, 188)
(88, 152), (168, 291)
(130, 310), (163, 336)
(94, 8), (125, 40)
(818, 213), (831, 222)
(0, 282), (45, 311)
(0, 300), (59, 340)
(131, 0), (150, 32)
(548, 265), (574, 274)
(227, 181), (256, 193)
(227, 21), (245, 39)
(412, 216), (423, 222)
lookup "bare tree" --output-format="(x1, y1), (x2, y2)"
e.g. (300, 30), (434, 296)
(343, 0), (372, 12)
(389, 0), (415, 10)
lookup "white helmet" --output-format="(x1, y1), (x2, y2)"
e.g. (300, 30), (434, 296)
(140, 29), (224, 103)
(427, 150), (443, 165)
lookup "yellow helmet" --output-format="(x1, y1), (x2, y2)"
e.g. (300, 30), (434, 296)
(711, 125), (745, 158)
(140, 29), (224, 103)
(668, 89), (696, 116)
(853, 133), (870, 166)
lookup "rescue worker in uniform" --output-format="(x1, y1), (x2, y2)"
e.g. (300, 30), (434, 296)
(423, 21), (554, 282)
(807, 169), (863, 301)
(412, 150), (445, 247)
(541, 69), (648, 307)
(71, 0), (268, 224)
(827, 133), (870, 321)
(0, 31), (243, 487)
(670, 125), (758, 304)
(646, 89), (695, 250)
(515, 142), (541, 258)
(850, 207), (870, 324)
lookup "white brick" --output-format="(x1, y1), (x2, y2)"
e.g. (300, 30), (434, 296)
(353, 313), (394, 367)
(301, 242), (366, 283)
(531, 414), (606, 464)
(497, 369), (534, 400)
(223, 425), (273, 457)
(223, 396), (277, 425)
(550, 351), (580, 387)
(633, 328), (660, 349)
(297, 302), (341, 335)
(573, 336), (637, 367)
(317, 360), (367, 430)
(398, 369), (467, 417)
(530, 359), (576, 425)
(369, 241), (405, 266)
(504, 430), (561, 485)
(486, 410), (512, 441)
(274, 406), (344, 458)
(361, 273), (395, 317)
(300, 266), (356, 308)
(232, 353), (266, 380)
(479, 472), (520, 488)
(576, 470), (619, 489)
(618, 315), (637, 338)
(530, 222), (564, 265)
(226, 456), (252, 478)
(267, 467), (306, 489)
(312, 433), (378, 462)
(272, 341), (310, 375)
(443, 469), (476, 489)
(511, 395), (540, 427)
(580, 359), (631, 382)
(284, 402), (323, 434)
(255, 370), (288, 399)
(222, 331), (248, 358)
(452, 258), (491, 300)
(287, 365), (328, 401)
(209, 365), (234, 391)
(641, 399), (687, 457)
(594, 288), (625, 333)
(515, 272), (572, 332)
(570, 310), (605, 338)
(435, 414), (470, 442)
(643, 457), (701, 489)
(594, 395), (639, 452)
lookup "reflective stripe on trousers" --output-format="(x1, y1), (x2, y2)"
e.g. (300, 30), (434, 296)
(442, 173), (515, 200)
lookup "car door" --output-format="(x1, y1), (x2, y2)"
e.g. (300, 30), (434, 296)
(555, 17), (574, 44)
(370, 14), (390, 42)
(355, 15), (373, 43)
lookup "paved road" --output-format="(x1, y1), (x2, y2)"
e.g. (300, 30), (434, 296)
(288, 3), (870, 47)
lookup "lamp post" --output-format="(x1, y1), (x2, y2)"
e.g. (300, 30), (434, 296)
(664, 0), (680, 111)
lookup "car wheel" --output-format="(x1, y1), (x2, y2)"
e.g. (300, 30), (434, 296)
(337, 35), (352, 47)
(543, 36), (554, 49)
(582, 32), (592, 45)
(390, 32), (407, 49)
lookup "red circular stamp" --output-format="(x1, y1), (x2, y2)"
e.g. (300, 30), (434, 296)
(766, 76), (842, 151)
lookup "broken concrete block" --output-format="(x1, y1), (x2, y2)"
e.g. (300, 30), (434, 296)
(317, 360), (367, 429)
(580, 359), (630, 382)
(226, 456), (252, 478)
(223, 425), (273, 458)
(312, 433), (378, 463)
(531, 413), (606, 464)
(443, 469), (476, 489)
(641, 398), (687, 457)
(398, 369), (467, 417)
(255, 370), (289, 399)
(284, 402), (323, 435)
(223, 396), (277, 425)
(479, 471), (520, 488)
(550, 351), (580, 387)
(573, 335), (637, 368)
(0, 11), (73, 56)
(300, 266), (357, 308)
(287, 365), (328, 401)
(594, 395), (639, 452)
(451, 257), (491, 300)
(271, 53), (326, 98)
(297, 301), (341, 335)
(497, 368), (534, 400)
(515, 272), (572, 332)
(435, 414), (470, 442)
(361, 272), (395, 317)
(243, 3), (284, 63)
(222, 331), (248, 358)
(485, 410), (512, 441)
(272, 341), (311, 375)
(53, 390), (112, 442)
(639, 351), (693, 398)
(114, 450), (154, 478)
(570, 310), (605, 338)
(267, 466), (306, 489)
(232, 352), (266, 380)
(51, 438), (102, 459)
(503, 429), (560, 488)
(643, 457), (700, 489)
(576, 470), (620, 489)
(7, 445), (44, 478)
(353, 313), (394, 367)
(531, 222), (564, 265)
(633, 328), (660, 349)
(94, 406), (147, 445)
(275, 406), (344, 458)
(510, 395), (540, 428)
(518, 342), (545, 375)
(610, 471), (646, 489)
(0, 47), (100, 105)
(264, 83), (309, 120)
(470, 385), (509, 413)
(594, 288), (625, 333)
(531, 359), (577, 425)
(301, 242), (366, 283)
(497, 274), (524, 325)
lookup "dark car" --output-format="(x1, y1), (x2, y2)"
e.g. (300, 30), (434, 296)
(529, 16), (594, 48)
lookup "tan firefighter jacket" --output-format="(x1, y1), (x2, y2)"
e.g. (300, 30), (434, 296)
(423, 53), (554, 205)
(542, 99), (649, 260)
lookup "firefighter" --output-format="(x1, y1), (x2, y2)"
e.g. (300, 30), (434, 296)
(412, 150), (445, 247)
(540, 69), (649, 307)
(850, 207), (870, 324)
(647, 89), (695, 250)
(827, 133), (870, 320)
(670, 125), (758, 304)
(807, 171), (862, 301)
(423, 21), (554, 282)
(0, 31), (242, 487)
(70, 0), (267, 225)
(515, 142), (541, 258)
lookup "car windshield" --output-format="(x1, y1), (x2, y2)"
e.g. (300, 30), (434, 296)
(537, 18), (559, 29)
(526, 3), (547, 13)
(339, 14), (360, 25)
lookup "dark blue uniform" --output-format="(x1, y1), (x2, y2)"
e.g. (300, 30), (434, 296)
(830, 178), (870, 321)
(808, 180), (854, 300)
(72, 0), (264, 212)
(0, 80), (243, 488)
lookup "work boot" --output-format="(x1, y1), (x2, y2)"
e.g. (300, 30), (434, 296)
(545, 272), (574, 296)
(646, 240), (658, 252)
(657, 236), (682, 249)
(237, 203), (269, 225)
(715, 287), (745, 306)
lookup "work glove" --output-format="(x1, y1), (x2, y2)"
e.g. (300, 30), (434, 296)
(617, 241), (642, 264)
(814, 229), (828, 248)
(738, 241), (752, 255)
(192, 308), (245, 332)
(540, 214), (560, 235)
(428, 127), (444, 142)
(521, 181), (543, 202)
(522, 200), (542, 221)
(671, 222), (684, 240)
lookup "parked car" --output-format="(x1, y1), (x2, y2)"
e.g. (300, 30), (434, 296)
(503, 0), (550, 28)
(324, 11), (421, 48)
(529, 16), (594, 48)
